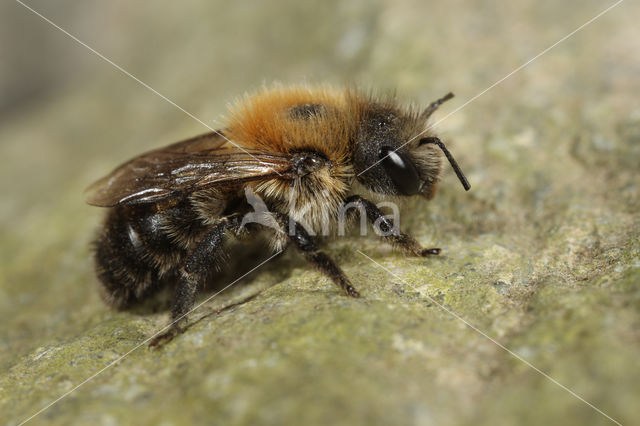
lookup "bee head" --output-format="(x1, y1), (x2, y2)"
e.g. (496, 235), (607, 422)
(353, 93), (470, 199)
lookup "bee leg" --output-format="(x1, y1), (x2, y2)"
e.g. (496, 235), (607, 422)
(344, 195), (440, 257)
(279, 215), (360, 298)
(149, 214), (243, 348)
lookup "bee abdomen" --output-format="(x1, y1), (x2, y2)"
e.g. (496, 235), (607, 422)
(93, 205), (191, 308)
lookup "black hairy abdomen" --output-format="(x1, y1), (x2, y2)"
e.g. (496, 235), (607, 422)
(93, 201), (208, 308)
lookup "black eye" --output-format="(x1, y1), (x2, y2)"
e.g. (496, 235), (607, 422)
(379, 147), (421, 195)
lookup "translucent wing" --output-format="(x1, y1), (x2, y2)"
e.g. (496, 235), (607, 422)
(85, 131), (293, 207)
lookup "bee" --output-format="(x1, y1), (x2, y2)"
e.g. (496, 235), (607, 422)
(86, 86), (470, 346)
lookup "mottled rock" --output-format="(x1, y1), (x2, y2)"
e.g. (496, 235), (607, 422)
(1, 1), (638, 425)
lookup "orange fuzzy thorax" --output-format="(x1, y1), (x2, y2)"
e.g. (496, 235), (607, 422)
(225, 86), (361, 162)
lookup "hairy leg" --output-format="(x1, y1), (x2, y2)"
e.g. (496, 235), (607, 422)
(149, 214), (242, 347)
(344, 195), (440, 256)
(278, 214), (359, 297)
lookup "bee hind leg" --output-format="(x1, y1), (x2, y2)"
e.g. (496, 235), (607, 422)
(344, 195), (440, 257)
(149, 214), (243, 348)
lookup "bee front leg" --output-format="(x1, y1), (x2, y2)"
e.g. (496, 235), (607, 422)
(344, 195), (440, 257)
(149, 214), (243, 348)
(278, 214), (360, 298)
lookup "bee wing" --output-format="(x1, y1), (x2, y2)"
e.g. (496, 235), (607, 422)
(85, 131), (293, 207)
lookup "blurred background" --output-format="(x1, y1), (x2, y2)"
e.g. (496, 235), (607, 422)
(1, 0), (639, 425)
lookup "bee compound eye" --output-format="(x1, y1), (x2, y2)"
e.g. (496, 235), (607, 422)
(379, 147), (421, 195)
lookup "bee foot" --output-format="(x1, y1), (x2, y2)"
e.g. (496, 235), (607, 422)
(420, 247), (441, 256)
(346, 285), (360, 298)
(148, 325), (183, 349)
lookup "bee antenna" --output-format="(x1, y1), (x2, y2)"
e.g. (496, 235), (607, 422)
(420, 92), (454, 121)
(419, 137), (471, 191)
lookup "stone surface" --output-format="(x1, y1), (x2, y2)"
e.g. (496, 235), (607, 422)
(1, 0), (638, 425)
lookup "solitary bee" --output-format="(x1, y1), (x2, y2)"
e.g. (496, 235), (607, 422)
(86, 86), (470, 346)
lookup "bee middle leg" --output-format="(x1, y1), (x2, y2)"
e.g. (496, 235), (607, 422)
(344, 195), (441, 256)
(149, 213), (243, 348)
(276, 214), (360, 298)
